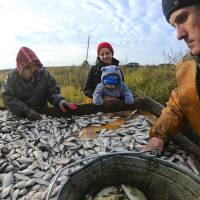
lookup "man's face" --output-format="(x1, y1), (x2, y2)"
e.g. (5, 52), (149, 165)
(99, 48), (113, 65)
(169, 5), (200, 56)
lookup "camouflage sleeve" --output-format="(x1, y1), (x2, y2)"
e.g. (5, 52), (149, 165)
(83, 67), (95, 98)
(2, 74), (31, 117)
(150, 88), (187, 139)
(46, 71), (64, 106)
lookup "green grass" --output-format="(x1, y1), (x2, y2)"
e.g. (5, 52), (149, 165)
(0, 64), (176, 106)
(122, 65), (176, 103)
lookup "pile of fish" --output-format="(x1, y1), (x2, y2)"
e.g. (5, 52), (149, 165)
(85, 185), (148, 200)
(0, 110), (199, 200)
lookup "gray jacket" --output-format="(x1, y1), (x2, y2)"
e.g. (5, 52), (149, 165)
(2, 68), (64, 117)
(93, 65), (134, 105)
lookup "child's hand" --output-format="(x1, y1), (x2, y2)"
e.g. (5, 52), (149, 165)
(104, 96), (121, 103)
(124, 96), (134, 104)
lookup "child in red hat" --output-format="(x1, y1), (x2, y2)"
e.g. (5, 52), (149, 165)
(83, 42), (124, 99)
(2, 47), (77, 120)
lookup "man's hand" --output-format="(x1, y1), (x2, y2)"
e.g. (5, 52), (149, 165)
(142, 137), (164, 153)
(27, 109), (41, 121)
(59, 100), (77, 112)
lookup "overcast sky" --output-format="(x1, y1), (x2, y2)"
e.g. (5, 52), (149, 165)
(0, 0), (187, 69)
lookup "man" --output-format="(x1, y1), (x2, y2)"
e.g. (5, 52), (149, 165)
(143, 0), (200, 152)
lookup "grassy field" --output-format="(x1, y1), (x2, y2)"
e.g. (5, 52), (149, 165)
(0, 64), (176, 107)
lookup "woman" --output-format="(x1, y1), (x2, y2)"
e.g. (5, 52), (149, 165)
(2, 47), (77, 120)
(83, 42), (124, 99)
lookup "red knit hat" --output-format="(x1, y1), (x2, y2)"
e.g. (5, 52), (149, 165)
(16, 47), (43, 72)
(97, 42), (114, 56)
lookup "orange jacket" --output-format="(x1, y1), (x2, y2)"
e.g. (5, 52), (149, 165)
(150, 55), (200, 139)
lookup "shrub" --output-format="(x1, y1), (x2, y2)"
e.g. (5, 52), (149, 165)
(0, 65), (176, 106)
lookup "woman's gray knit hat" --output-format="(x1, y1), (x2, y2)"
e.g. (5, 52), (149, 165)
(162, 0), (200, 22)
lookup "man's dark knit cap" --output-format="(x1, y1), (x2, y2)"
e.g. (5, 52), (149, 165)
(162, 0), (200, 22)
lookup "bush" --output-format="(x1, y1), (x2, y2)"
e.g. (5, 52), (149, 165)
(122, 66), (176, 104)
(0, 65), (176, 106)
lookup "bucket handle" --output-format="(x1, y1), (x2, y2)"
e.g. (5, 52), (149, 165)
(45, 150), (161, 200)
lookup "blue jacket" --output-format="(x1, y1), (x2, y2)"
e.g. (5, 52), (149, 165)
(93, 65), (134, 105)
(83, 57), (124, 98)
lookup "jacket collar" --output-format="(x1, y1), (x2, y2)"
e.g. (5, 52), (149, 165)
(95, 57), (119, 70)
(183, 52), (200, 65)
(16, 67), (45, 84)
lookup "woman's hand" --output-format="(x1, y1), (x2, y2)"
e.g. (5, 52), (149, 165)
(59, 100), (77, 112)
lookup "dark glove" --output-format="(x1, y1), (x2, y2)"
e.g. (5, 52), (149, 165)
(59, 100), (77, 113)
(27, 109), (41, 121)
